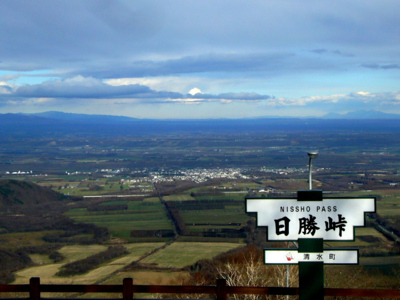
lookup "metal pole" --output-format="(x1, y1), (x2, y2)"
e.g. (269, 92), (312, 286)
(308, 152), (318, 190)
(298, 190), (324, 300)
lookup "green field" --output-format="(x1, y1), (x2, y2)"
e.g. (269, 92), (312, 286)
(140, 242), (244, 268)
(181, 208), (249, 225)
(195, 194), (246, 201)
(65, 201), (173, 241)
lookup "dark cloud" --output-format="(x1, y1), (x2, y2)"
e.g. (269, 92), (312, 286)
(1, 76), (272, 103)
(311, 49), (354, 57)
(0, 85), (12, 93)
(362, 64), (400, 70)
(73, 52), (296, 79)
(312, 49), (328, 54)
(187, 92), (271, 101)
(13, 78), (181, 99)
(1, 0), (398, 74)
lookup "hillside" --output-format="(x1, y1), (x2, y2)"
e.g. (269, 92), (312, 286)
(0, 179), (72, 207)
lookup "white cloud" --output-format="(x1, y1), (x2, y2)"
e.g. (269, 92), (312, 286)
(37, 97), (55, 103)
(188, 87), (202, 95)
(105, 76), (208, 94)
(266, 91), (400, 107)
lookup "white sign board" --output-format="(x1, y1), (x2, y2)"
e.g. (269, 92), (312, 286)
(246, 198), (375, 241)
(264, 249), (359, 265)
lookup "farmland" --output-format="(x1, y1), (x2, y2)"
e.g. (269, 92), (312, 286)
(3, 181), (398, 288)
(12, 242), (243, 288)
(1, 125), (400, 289)
(140, 242), (244, 268)
(65, 200), (173, 241)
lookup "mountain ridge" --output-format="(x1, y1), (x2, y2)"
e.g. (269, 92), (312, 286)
(322, 110), (400, 119)
(0, 179), (75, 207)
(25, 109), (400, 121)
(2, 110), (400, 137)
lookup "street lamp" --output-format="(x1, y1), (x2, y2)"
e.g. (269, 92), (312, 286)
(308, 151), (318, 190)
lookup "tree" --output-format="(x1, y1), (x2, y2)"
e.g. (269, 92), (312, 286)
(216, 247), (298, 300)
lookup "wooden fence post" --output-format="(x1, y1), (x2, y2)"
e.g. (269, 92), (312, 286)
(30, 277), (40, 300)
(123, 278), (133, 300)
(216, 279), (227, 300)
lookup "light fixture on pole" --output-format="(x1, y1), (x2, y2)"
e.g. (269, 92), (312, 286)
(308, 151), (318, 190)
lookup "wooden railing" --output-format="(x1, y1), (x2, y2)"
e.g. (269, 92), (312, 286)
(1, 278), (400, 299)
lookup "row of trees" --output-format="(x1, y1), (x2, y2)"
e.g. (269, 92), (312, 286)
(56, 245), (128, 276)
(131, 229), (174, 238)
(164, 201), (189, 235)
(87, 204), (128, 211)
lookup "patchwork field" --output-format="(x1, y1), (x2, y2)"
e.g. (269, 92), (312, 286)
(13, 243), (165, 285)
(12, 241), (242, 291)
(35, 176), (155, 197)
(5, 182), (400, 290)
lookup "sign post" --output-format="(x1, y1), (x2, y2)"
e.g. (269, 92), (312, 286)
(298, 190), (323, 300)
(246, 190), (375, 300)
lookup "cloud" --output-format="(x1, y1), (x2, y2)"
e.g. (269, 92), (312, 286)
(3, 75), (400, 110)
(267, 91), (400, 107)
(0, 74), (21, 81)
(311, 49), (354, 57)
(188, 88), (202, 96)
(0, 76), (273, 104)
(106, 77), (206, 94)
(72, 52), (298, 79)
(11, 76), (181, 99)
(188, 92), (271, 101)
(5, 1), (395, 76)
(362, 64), (400, 70)
(0, 84), (12, 94)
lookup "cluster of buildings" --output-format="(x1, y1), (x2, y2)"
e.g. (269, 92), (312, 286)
(2, 166), (326, 185)
(112, 168), (249, 184)
(175, 168), (249, 183)
(5, 170), (33, 175)
(259, 166), (308, 175)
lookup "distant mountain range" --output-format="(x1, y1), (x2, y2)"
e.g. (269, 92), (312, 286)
(28, 111), (139, 123)
(27, 110), (400, 120)
(0, 109), (390, 122)
(322, 110), (400, 119)
(1, 110), (400, 137)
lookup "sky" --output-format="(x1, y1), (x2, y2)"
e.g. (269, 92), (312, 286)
(1, 0), (400, 119)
